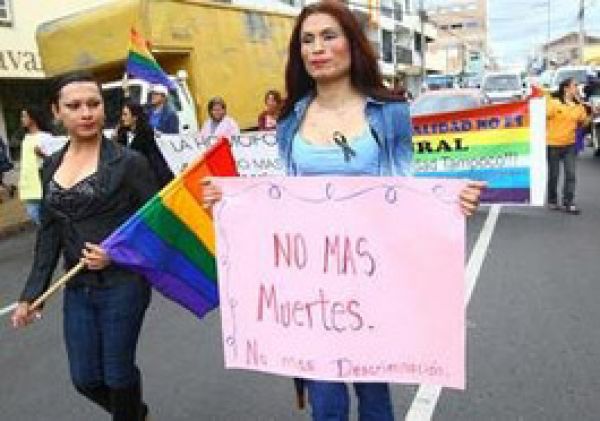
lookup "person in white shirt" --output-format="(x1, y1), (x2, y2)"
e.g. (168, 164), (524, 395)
(19, 106), (53, 225)
(199, 97), (240, 139)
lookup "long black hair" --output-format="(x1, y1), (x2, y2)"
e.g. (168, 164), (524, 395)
(49, 71), (102, 108)
(122, 101), (152, 135)
(280, 0), (402, 119)
(554, 78), (575, 104)
(22, 105), (52, 133)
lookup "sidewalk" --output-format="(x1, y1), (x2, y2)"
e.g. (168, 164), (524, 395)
(0, 166), (33, 240)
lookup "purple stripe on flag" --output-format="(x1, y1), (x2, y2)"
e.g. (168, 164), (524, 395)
(103, 220), (219, 315)
(482, 188), (530, 203)
(126, 60), (175, 89)
(135, 266), (216, 318)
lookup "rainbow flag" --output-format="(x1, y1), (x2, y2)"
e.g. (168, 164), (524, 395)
(412, 99), (546, 205)
(126, 28), (175, 90)
(102, 139), (238, 318)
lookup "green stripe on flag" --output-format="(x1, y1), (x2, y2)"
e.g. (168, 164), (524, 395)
(127, 51), (162, 71)
(413, 142), (531, 163)
(140, 197), (217, 282)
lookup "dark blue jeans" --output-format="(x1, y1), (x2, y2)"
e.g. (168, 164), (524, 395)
(547, 145), (577, 206)
(306, 380), (394, 421)
(63, 279), (151, 390)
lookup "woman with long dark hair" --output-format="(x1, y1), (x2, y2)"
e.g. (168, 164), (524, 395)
(116, 100), (174, 187)
(203, 1), (484, 419)
(19, 105), (54, 224)
(258, 89), (282, 130)
(12, 72), (157, 420)
(547, 78), (589, 214)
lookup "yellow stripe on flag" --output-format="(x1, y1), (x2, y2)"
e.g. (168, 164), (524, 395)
(160, 183), (216, 255)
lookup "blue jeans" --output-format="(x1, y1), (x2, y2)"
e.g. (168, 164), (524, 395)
(63, 279), (151, 390)
(306, 380), (394, 421)
(547, 145), (577, 206)
(24, 200), (41, 225)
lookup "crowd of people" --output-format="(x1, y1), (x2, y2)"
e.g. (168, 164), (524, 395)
(29, 1), (600, 420)
(8, 2), (483, 420)
(0, 79), (286, 223)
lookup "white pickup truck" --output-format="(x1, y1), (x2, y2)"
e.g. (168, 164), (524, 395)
(481, 72), (527, 104)
(101, 71), (199, 134)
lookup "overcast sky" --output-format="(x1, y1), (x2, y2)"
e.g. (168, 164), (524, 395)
(424, 0), (600, 68)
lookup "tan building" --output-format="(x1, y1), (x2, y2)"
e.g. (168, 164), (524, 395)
(274, 0), (438, 94)
(543, 32), (600, 67)
(425, 0), (487, 76)
(0, 0), (109, 152)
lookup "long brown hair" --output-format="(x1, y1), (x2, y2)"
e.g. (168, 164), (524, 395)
(280, 0), (401, 118)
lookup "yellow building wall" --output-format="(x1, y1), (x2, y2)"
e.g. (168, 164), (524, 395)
(149, 1), (294, 127)
(37, 0), (296, 129)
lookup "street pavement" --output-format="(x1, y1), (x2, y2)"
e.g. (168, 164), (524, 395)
(0, 150), (599, 420)
(0, 163), (32, 239)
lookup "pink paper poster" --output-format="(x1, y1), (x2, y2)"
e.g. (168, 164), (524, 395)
(213, 176), (466, 389)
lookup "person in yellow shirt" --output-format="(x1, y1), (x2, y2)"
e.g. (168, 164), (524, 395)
(19, 106), (53, 224)
(546, 78), (589, 214)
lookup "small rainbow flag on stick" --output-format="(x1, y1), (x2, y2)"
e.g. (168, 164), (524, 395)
(126, 28), (175, 90)
(102, 139), (238, 318)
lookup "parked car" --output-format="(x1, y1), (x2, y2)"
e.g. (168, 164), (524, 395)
(411, 88), (489, 116)
(424, 74), (457, 91)
(481, 71), (526, 103)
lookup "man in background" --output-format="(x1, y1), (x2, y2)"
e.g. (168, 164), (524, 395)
(148, 84), (179, 134)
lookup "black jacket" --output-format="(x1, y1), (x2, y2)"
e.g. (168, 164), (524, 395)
(19, 138), (159, 302)
(115, 125), (174, 188)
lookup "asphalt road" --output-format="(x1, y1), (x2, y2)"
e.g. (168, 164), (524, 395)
(0, 150), (599, 420)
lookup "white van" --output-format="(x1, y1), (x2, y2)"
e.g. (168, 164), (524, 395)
(101, 71), (199, 134)
(481, 72), (526, 104)
(550, 65), (597, 94)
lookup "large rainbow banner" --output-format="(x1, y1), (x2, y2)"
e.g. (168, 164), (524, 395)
(412, 98), (547, 205)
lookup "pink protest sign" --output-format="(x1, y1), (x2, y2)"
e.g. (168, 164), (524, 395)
(213, 176), (466, 389)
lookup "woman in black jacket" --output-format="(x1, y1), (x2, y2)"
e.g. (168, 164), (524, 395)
(115, 100), (174, 188)
(11, 72), (158, 421)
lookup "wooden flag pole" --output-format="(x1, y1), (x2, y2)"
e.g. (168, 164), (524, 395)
(30, 261), (86, 311)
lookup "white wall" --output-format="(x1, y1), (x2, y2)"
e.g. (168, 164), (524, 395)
(0, 0), (112, 79)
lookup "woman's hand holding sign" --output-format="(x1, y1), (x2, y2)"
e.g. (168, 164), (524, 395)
(202, 178), (485, 216)
(459, 181), (486, 216)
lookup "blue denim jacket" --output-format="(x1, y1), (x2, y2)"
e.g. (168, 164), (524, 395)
(276, 94), (413, 176)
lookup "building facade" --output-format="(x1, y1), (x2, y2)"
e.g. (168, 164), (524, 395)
(237, 0), (437, 95)
(542, 32), (600, 67)
(424, 0), (487, 76)
(0, 0), (109, 154)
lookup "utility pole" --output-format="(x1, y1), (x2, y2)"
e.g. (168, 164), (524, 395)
(547, 0), (551, 43)
(419, 0), (426, 81)
(545, 0), (551, 68)
(578, 0), (585, 64)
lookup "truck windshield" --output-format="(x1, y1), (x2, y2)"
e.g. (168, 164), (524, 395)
(483, 75), (520, 92)
(426, 75), (455, 90)
(146, 90), (182, 112)
(555, 70), (588, 85)
(102, 86), (142, 129)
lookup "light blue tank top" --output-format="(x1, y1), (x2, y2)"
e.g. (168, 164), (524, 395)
(291, 127), (380, 176)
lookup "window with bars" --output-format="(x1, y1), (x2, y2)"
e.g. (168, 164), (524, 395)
(0, 0), (13, 26)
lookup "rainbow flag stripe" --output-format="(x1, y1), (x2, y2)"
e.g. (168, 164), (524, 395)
(126, 28), (175, 89)
(412, 100), (537, 204)
(102, 139), (238, 318)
